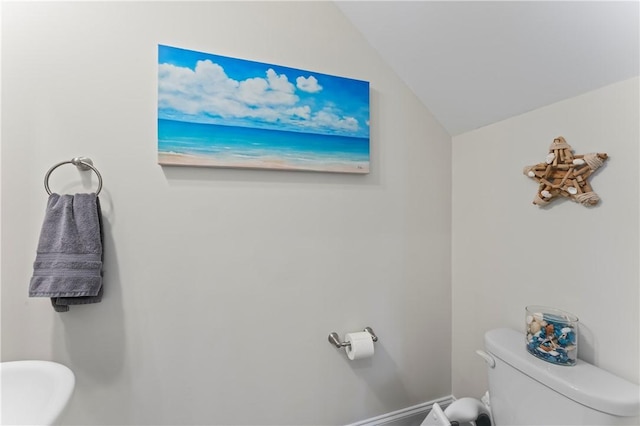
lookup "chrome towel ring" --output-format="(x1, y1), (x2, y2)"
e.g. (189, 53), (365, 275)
(44, 157), (103, 195)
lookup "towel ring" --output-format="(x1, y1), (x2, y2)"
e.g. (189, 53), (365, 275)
(44, 157), (103, 195)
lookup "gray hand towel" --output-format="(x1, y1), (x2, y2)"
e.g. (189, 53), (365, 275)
(29, 193), (103, 312)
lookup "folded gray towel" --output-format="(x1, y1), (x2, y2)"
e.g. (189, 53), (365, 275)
(29, 193), (103, 312)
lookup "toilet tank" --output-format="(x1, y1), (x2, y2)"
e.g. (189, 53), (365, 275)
(484, 328), (640, 426)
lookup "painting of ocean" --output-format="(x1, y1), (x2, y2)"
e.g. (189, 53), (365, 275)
(158, 45), (370, 173)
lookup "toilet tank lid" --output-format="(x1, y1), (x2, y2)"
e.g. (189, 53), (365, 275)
(485, 328), (640, 417)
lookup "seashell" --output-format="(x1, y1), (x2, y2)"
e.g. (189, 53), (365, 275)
(567, 186), (578, 195)
(527, 171), (535, 177)
(529, 321), (541, 334)
(546, 153), (556, 164)
(526, 315), (534, 324)
(561, 327), (573, 334)
(533, 312), (544, 322)
(541, 190), (552, 198)
(548, 350), (559, 356)
(573, 158), (585, 165)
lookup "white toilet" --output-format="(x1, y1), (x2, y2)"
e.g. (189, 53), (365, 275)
(423, 328), (640, 426)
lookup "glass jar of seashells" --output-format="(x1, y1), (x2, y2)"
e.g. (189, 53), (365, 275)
(525, 305), (578, 366)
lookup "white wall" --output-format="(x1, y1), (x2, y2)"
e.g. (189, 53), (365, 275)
(1, 2), (452, 425)
(452, 77), (640, 398)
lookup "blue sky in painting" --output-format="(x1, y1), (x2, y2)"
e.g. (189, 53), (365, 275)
(158, 45), (370, 138)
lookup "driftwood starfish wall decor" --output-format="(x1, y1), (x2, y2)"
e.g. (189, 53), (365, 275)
(523, 137), (608, 207)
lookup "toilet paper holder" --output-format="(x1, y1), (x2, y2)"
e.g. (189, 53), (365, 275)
(328, 327), (378, 348)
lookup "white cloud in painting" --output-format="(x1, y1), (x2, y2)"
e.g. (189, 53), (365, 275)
(286, 106), (312, 120)
(159, 61), (298, 115)
(311, 108), (359, 133)
(238, 69), (297, 107)
(159, 59), (361, 135)
(296, 75), (323, 93)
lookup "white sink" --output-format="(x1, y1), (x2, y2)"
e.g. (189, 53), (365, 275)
(1, 360), (75, 425)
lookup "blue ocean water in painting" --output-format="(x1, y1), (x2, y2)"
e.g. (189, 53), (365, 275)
(158, 119), (369, 171)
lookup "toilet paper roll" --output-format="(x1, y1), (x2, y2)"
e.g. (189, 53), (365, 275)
(344, 331), (375, 360)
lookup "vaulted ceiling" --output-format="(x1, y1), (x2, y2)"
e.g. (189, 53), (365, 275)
(336, 1), (640, 136)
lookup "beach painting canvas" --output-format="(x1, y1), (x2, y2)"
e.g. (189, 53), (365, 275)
(158, 45), (370, 173)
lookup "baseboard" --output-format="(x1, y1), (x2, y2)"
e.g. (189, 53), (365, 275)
(346, 395), (455, 426)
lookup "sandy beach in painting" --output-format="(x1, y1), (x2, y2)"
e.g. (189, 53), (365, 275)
(158, 152), (369, 174)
